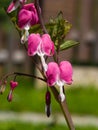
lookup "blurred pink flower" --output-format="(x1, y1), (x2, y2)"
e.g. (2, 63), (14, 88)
(18, 3), (39, 29)
(28, 33), (54, 71)
(7, 81), (18, 102)
(18, 3), (39, 43)
(28, 33), (54, 56)
(7, 0), (27, 13)
(10, 81), (18, 90)
(46, 61), (73, 102)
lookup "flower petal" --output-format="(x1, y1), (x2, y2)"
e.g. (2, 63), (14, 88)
(18, 3), (39, 29)
(59, 61), (73, 85)
(46, 62), (60, 86)
(41, 34), (55, 56)
(28, 33), (41, 56)
(7, 0), (20, 13)
(18, 9), (32, 29)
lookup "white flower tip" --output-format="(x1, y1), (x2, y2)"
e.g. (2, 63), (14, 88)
(21, 36), (26, 44)
(60, 93), (65, 102)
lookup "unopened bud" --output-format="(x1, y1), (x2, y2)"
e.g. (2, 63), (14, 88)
(10, 81), (18, 90)
(0, 80), (7, 94)
(45, 90), (51, 105)
(7, 90), (13, 102)
(0, 85), (6, 94)
(45, 90), (51, 117)
(45, 105), (51, 117)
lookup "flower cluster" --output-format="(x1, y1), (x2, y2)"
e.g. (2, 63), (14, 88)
(0, 0), (73, 118)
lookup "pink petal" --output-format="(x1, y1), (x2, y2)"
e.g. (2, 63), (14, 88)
(46, 62), (60, 86)
(18, 3), (39, 29)
(59, 61), (73, 85)
(22, 3), (39, 25)
(22, 3), (36, 12)
(7, 0), (20, 13)
(18, 9), (32, 29)
(41, 34), (55, 56)
(10, 81), (18, 90)
(28, 33), (41, 56)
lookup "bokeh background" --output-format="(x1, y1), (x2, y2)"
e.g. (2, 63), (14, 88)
(0, 0), (98, 130)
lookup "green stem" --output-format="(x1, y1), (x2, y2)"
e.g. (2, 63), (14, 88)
(50, 86), (75, 130)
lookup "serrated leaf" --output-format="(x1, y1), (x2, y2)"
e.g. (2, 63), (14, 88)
(60, 40), (79, 51)
(47, 12), (72, 45)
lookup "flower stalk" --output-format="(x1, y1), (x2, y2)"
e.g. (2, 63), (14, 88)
(34, 0), (75, 129)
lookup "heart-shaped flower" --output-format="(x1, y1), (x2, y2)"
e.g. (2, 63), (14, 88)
(10, 81), (18, 90)
(18, 3), (39, 43)
(7, 0), (27, 13)
(46, 61), (73, 102)
(28, 33), (55, 71)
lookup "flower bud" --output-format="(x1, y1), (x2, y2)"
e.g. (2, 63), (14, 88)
(45, 105), (51, 117)
(10, 81), (18, 90)
(7, 90), (13, 102)
(0, 80), (7, 94)
(45, 90), (51, 105)
(45, 90), (51, 117)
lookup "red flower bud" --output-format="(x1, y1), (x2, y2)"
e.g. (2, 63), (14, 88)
(45, 90), (51, 105)
(45, 90), (51, 117)
(10, 81), (18, 90)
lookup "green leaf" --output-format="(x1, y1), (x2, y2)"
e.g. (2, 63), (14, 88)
(29, 24), (42, 34)
(47, 12), (72, 45)
(60, 40), (79, 51)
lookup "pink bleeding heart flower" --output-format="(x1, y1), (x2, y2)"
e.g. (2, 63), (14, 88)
(7, 81), (18, 102)
(59, 61), (73, 85)
(28, 33), (55, 71)
(46, 61), (73, 102)
(7, 0), (27, 13)
(18, 3), (39, 43)
(10, 81), (18, 90)
(46, 62), (60, 86)
(18, 3), (39, 29)
(28, 33), (54, 56)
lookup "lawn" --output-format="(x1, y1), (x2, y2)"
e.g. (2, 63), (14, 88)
(0, 77), (98, 116)
(0, 121), (98, 130)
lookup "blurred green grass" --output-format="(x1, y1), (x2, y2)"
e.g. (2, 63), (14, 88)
(0, 77), (98, 116)
(0, 121), (98, 130)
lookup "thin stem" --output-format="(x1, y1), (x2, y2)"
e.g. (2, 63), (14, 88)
(50, 86), (75, 130)
(1, 72), (46, 83)
(35, 0), (48, 34)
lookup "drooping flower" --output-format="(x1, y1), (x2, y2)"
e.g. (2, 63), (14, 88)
(28, 33), (55, 71)
(7, 0), (27, 13)
(18, 3), (39, 43)
(0, 80), (7, 94)
(46, 61), (73, 102)
(7, 81), (18, 102)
